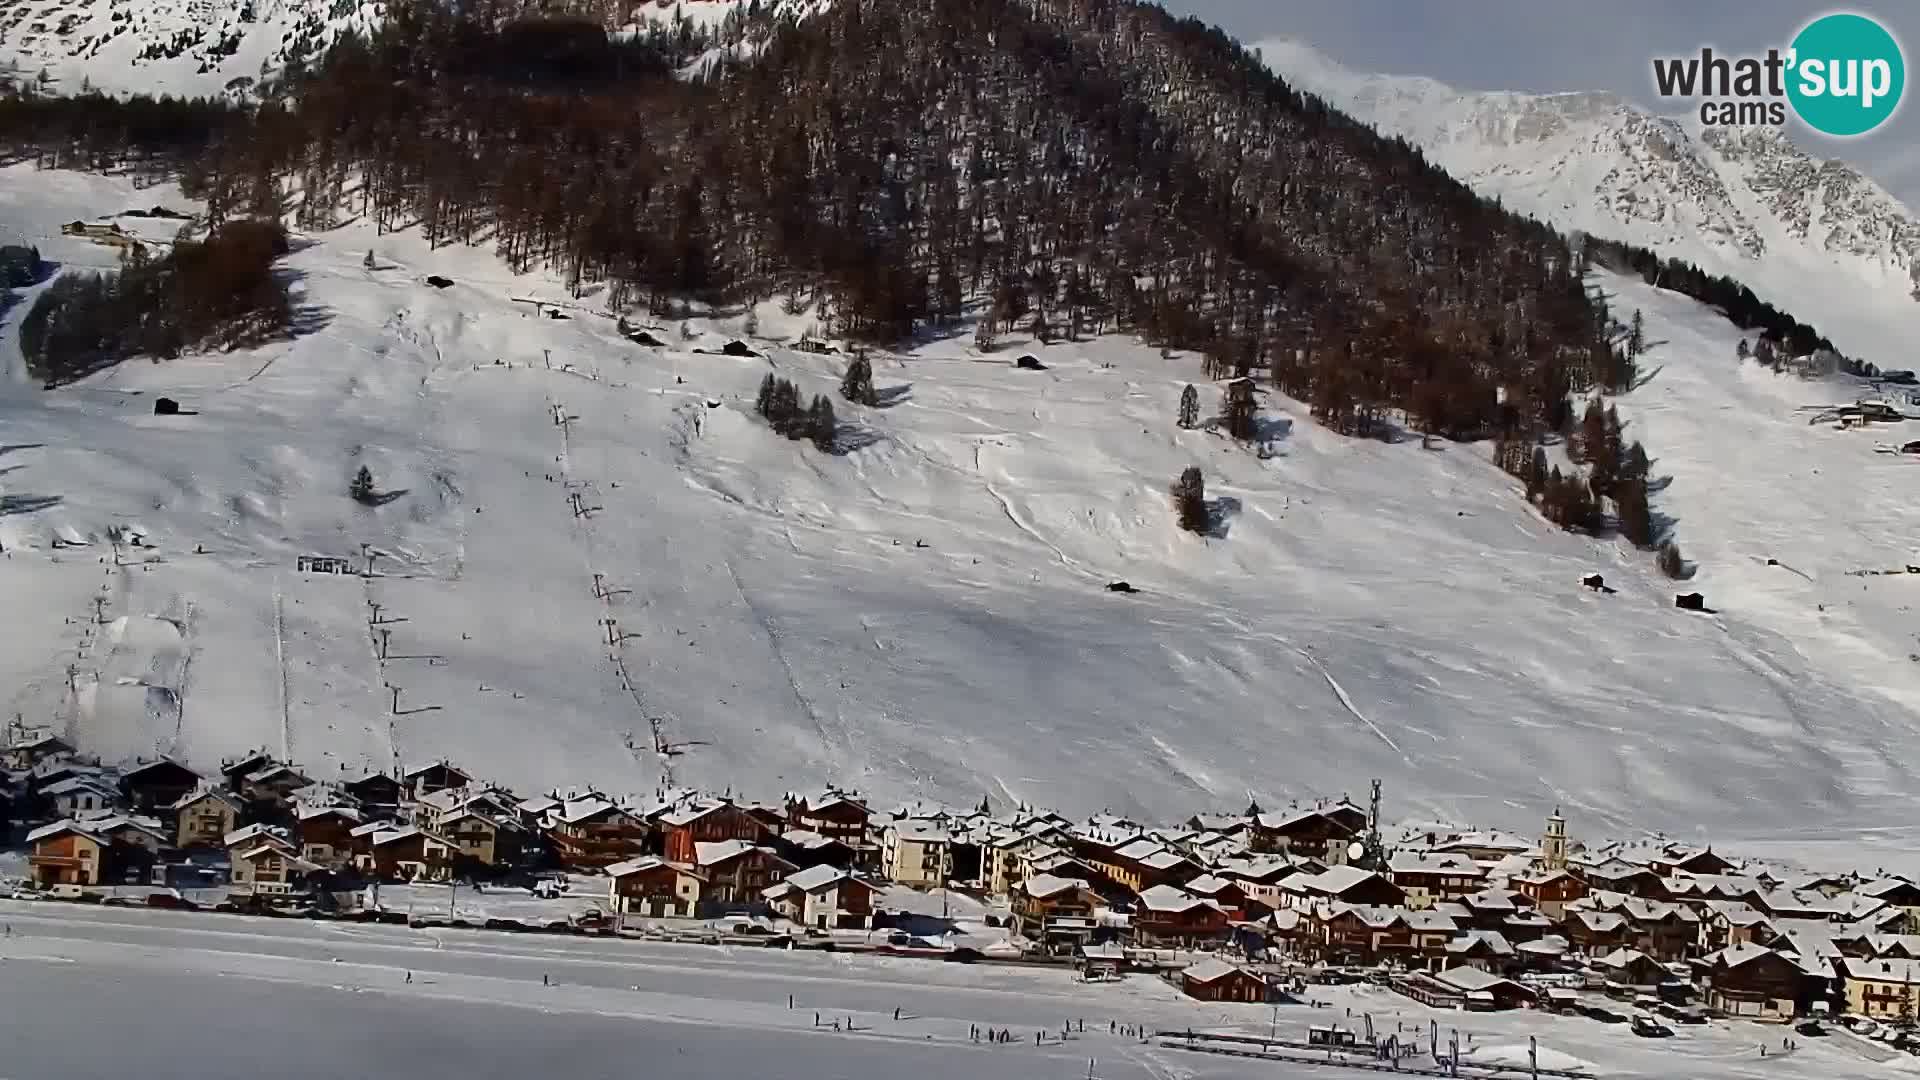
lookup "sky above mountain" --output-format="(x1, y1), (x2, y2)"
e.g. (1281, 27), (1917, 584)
(1167, 1), (1920, 208)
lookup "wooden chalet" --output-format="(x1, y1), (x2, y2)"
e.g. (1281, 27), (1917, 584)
(3, 732), (73, 771)
(1179, 959), (1271, 1003)
(1694, 944), (1808, 1021)
(119, 757), (201, 813)
(763, 864), (879, 929)
(403, 761), (472, 800)
(1012, 873), (1102, 945)
(343, 773), (405, 819)
(1250, 805), (1363, 859)
(357, 825), (457, 882)
(606, 856), (705, 918)
(1388, 851), (1487, 909)
(1309, 905), (1458, 969)
(26, 820), (112, 887)
(786, 790), (875, 855)
(295, 804), (364, 869)
(1132, 884), (1232, 946)
(548, 796), (651, 869)
(441, 807), (524, 868)
(660, 799), (773, 864)
(1512, 868), (1587, 919)
(693, 840), (795, 911)
(231, 843), (320, 901)
(1278, 866), (1405, 911)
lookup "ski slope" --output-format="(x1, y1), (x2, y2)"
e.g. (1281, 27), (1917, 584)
(3, 163), (1919, 841)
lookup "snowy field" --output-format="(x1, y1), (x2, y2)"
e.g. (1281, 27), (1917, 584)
(5, 163), (1920, 847)
(0, 900), (1898, 1080)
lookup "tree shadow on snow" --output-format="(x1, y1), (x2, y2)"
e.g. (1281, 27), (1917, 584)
(1206, 495), (1241, 539)
(873, 383), (913, 409)
(0, 443), (46, 457)
(365, 489), (410, 507)
(1632, 364), (1667, 391)
(0, 493), (63, 516)
(280, 268), (335, 340)
(831, 425), (884, 456)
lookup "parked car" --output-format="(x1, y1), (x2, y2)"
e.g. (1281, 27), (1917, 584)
(1583, 1005), (1630, 1024)
(1794, 1020), (1828, 1037)
(1631, 1016), (1674, 1039)
(1850, 1018), (1882, 1037)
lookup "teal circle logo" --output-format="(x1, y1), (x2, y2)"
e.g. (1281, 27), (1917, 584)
(1787, 13), (1905, 137)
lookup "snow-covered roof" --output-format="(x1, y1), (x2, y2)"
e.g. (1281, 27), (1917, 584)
(1389, 851), (1486, 877)
(784, 864), (864, 893)
(1703, 942), (1780, 970)
(605, 856), (673, 878)
(1181, 958), (1249, 984)
(1020, 873), (1087, 900)
(41, 776), (116, 798)
(1137, 884), (1206, 913)
(1839, 956), (1920, 985)
(1434, 966), (1523, 994)
(26, 819), (105, 845)
(1448, 930), (1514, 955)
(223, 823), (292, 849)
(295, 802), (362, 822)
(517, 795), (561, 814)
(890, 818), (952, 842)
(695, 839), (780, 868)
(170, 785), (243, 812)
(1595, 947), (1654, 970)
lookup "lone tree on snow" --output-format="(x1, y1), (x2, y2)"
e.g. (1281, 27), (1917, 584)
(363, 249), (376, 270)
(841, 351), (877, 406)
(1223, 378), (1258, 441)
(1627, 309), (1645, 358)
(350, 465), (377, 504)
(1658, 540), (1688, 579)
(1170, 466), (1208, 534)
(1177, 384), (1199, 430)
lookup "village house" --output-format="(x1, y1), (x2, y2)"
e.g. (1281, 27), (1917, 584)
(441, 807), (523, 869)
(343, 773), (406, 820)
(118, 758), (201, 814)
(231, 843), (320, 901)
(1249, 804), (1365, 859)
(1388, 851), (1487, 909)
(42, 775), (118, 818)
(403, 761), (472, 800)
(1593, 946), (1669, 989)
(606, 857), (705, 918)
(763, 864), (880, 930)
(1650, 845), (1737, 877)
(219, 751), (277, 792)
(171, 787), (244, 849)
(1309, 905), (1458, 969)
(26, 820), (111, 887)
(515, 794), (561, 830)
(1694, 943), (1808, 1021)
(1840, 957), (1920, 1020)
(786, 790), (874, 850)
(549, 796), (652, 869)
(1576, 857), (1667, 898)
(1398, 967), (1538, 1011)
(225, 822), (296, 857)
(881, 818), (953, 888)
(1012, 873), (1103, 946)
(1565, 909), (1631, 954)
(358, 825), (457, 882)
(773, 828), (857, 871)
(1215, 854), (1299, 912)
(1701, 901), (1775, 952)
(3, 731), (73, 772)
(242, 763), (313, 805)
(660, 799), (772, 864)
(1278, 865), (1405, 911)
(295, 804), (363, 869)
(1446, 930), (1516, 972)
(1512, 868), (1588, 920)
(1132, 884), (1231, 947)
(1179, 958), (1271, 1003)
(1182, 873), (1253, 919)
(693, 840), (795, 912)
(1859, 878), (1920, 930)
(1088, 838), (1200, 894)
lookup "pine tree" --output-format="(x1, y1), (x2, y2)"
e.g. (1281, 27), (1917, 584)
(756, 373), (776, 417)
(1627, 309), (1645, 358)
(1736, 339), (1750, 362)
(1527, 447), (1549, 500)
(1658, 540), (1687, 579)
(1615, 478), (1655, 548)
(841, 352), (876, 406)
(1622, 441), (1650, 483)
(363, 249), (376, 270)
(807, 395), (836, 452)
(1171, 467), (1208, 534)
(1177, 384), (1199, 430)
(350, 465), (376, 504)
(744, 307), (760, 338)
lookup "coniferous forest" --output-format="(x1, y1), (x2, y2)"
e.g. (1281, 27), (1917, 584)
(0, 0), (1847, 560)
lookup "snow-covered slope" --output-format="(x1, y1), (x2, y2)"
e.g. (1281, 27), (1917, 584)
(5, 164), (1920, 842)
(0, 0), (830, 98)
(1259, 39), (1920, 369)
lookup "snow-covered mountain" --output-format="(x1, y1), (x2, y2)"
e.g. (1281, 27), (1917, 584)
(6, 163), (1920, 850)
(1259, 38), (1920, 369)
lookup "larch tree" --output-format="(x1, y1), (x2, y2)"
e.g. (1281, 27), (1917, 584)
(1177, 383), (1199, 430)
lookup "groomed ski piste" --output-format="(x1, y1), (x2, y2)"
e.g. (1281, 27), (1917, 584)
(4, 162), (1920, 857)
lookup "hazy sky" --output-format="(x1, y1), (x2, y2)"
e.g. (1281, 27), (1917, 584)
(1162, 2), (1920, 206)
